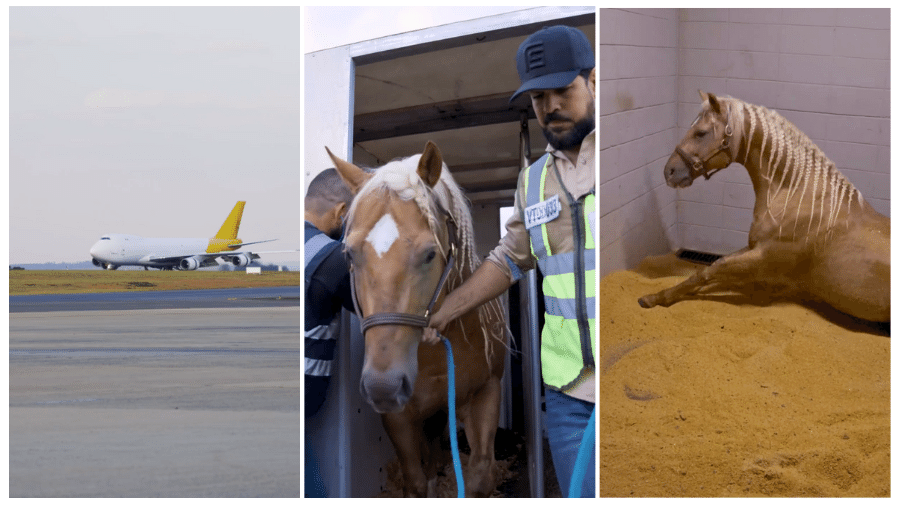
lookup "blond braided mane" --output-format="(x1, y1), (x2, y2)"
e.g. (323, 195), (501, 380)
(724, 97), (864, 244)
(345, 154), (507, 362)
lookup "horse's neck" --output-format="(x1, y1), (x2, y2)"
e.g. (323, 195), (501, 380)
(732, 103), (865, 239)
(733, 108), (772, 202)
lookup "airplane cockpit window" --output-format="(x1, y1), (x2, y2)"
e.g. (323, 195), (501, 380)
(101, 237), (110, 240)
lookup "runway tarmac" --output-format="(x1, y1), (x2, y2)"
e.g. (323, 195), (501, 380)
(9, 295), (301, 497)
(9, 286), (300, 312)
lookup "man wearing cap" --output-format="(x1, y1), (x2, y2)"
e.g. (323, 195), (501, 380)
(425, 25), (595, 497)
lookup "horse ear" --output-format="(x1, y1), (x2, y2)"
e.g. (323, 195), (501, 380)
(417, 141), (443, 188)
(326, 146), (370, 194)
(707, 92), (722, 115)
(698, 90), (722, 115)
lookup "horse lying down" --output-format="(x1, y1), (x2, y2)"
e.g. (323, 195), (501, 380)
(639, 91), (890, 323)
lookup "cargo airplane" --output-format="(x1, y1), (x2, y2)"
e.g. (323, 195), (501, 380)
(90, 201), (279, 270)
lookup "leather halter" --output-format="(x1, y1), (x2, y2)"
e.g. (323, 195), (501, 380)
(674, 105), (733, 181)
(348, 198), (459, 334)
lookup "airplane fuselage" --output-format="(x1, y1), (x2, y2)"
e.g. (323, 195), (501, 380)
(89, 201), (271, 270)
(90, 234), (251, 270)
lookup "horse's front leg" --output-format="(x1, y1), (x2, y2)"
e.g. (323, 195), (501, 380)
(638, 246), (762, 308)
(381, 412), (429, 497)
(458, 375), (501, 497)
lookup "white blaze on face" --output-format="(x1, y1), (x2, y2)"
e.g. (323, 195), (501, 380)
(366, 213), (399, 258)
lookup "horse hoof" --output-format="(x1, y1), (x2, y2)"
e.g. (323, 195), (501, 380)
(638, 296), (653, 308)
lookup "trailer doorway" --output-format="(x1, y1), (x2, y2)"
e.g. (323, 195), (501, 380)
(304, 7), (595, 497)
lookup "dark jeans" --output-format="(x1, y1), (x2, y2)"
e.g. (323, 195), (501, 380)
(545, 388), (596, 497)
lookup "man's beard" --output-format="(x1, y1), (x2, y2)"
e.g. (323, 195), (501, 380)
(541, 110), (595, 152)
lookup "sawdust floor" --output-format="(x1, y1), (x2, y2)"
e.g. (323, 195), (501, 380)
(599, 253), (890, 497)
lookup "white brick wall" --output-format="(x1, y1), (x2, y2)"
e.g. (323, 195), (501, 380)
(598, 8), (679, 276)
(599, 8), (890, 271)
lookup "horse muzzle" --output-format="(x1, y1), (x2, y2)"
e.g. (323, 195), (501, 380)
(664, 153), (694, 188)
(360, 367), (416, 413)
(359, 332), (419, 413)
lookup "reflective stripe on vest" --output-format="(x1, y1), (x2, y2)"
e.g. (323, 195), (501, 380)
(305, 233), (333, 269)
(522, 154), (596, 392)
(304, 315), (339, 378)
(305, 356), (333, 377)
(538, 251), (596, 320)
(304, 224), (341, 378)
(304, 224), (340, 290)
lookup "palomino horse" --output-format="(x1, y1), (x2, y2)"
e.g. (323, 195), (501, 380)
(639, 91), (890, 323)
(327, 142), (508, 497)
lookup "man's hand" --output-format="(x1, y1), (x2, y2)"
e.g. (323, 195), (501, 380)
(421, 327), (442, 345)
(422, 303), (453, 345)
(421, 260), (513, 344)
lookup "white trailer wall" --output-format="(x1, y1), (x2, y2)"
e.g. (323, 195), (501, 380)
(599, 8), (890, 276)
(304, 43), (398, 499)
(304, 46), (353, 191)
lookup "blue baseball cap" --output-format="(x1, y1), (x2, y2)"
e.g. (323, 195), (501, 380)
(511, 25), (595, 102)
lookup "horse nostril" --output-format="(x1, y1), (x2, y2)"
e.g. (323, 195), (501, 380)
(400, 375), (413, 398)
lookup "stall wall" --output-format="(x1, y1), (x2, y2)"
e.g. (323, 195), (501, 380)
(675, 8), (890, 255)
(598, 9), (679, 276)
(599, 8), (890, 275)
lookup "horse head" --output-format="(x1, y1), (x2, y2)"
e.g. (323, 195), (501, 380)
(327, 141), (455, 413)
(664, 90), (736, 188)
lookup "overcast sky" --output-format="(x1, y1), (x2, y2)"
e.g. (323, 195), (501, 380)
(9, 7), (301, 264)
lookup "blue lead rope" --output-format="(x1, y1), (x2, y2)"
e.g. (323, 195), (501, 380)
(568, 406), (596, 498)
(441, 336), (465, 498)
(442, 333), (595, 499)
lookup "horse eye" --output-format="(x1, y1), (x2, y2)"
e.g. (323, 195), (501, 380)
(694, 130), (707, 139)
(424, 250), (436, 264)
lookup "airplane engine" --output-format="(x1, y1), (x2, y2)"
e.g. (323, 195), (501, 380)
(93, 259), (117, 270)
(230, 253), (252, 267)
(179, 256), (201, 270)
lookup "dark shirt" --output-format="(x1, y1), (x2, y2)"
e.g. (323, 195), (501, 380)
(304, 221), (354, 417)
(305, 221), (354, 330)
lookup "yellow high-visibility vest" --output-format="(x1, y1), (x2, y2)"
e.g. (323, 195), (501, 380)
(522, 153), (596, 392)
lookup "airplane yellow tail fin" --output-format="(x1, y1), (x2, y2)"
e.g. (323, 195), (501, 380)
(215, 201), (246, 240)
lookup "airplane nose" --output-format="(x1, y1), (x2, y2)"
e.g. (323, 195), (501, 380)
(89, 241), (108, 259)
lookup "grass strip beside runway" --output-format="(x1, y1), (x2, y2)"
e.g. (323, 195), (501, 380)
(9, 270), (301, 296)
